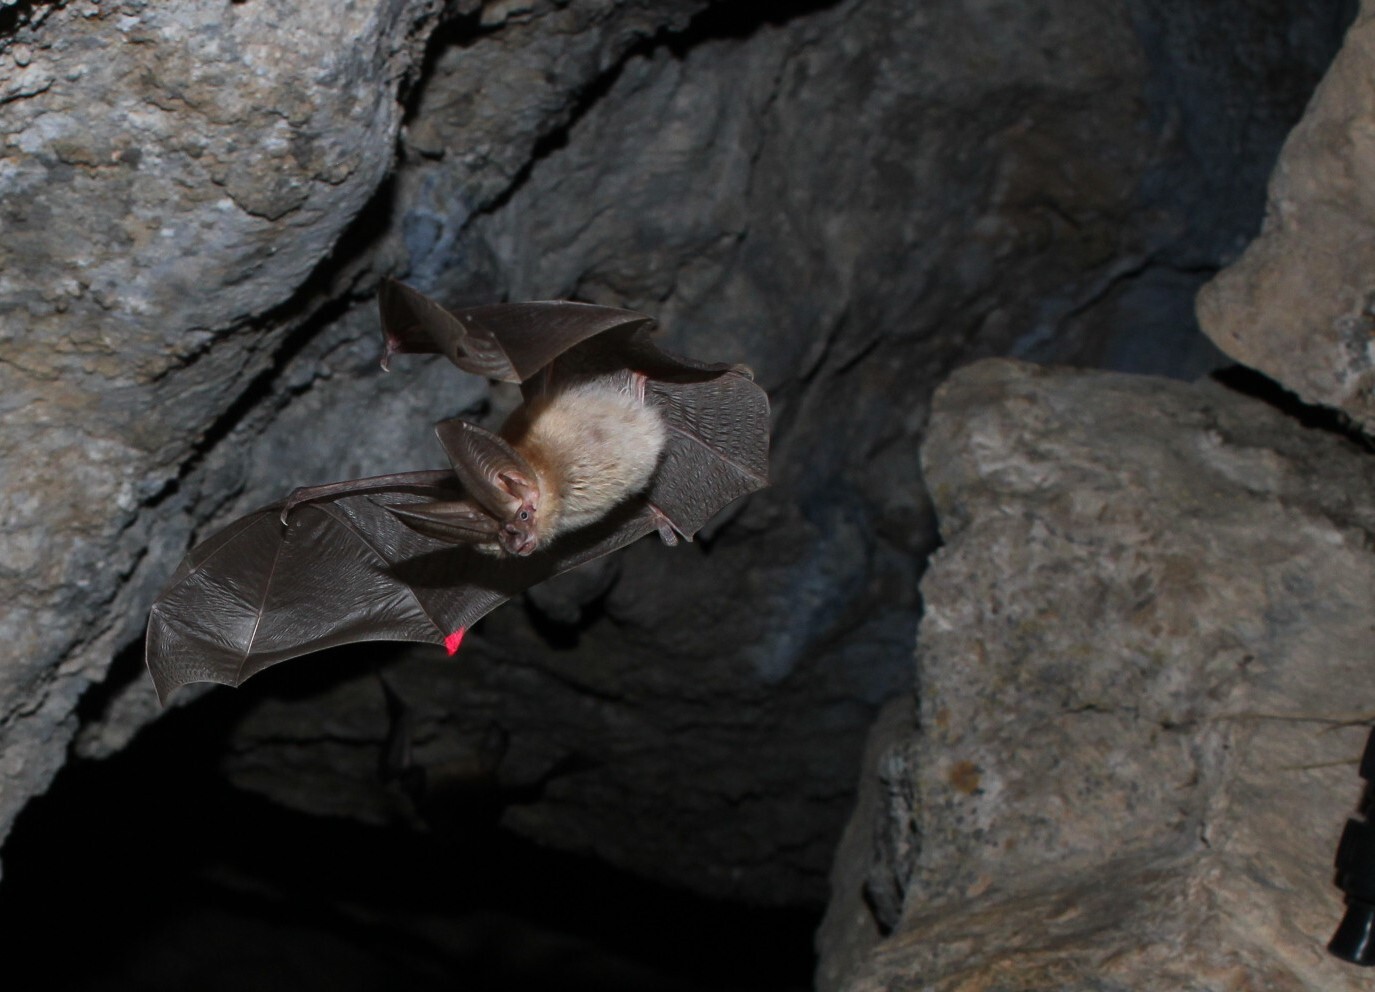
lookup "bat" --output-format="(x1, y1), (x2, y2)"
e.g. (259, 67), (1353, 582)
(144, 280), (771, 703)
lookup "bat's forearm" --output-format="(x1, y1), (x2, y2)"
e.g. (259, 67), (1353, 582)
(280, 469), (457, 522)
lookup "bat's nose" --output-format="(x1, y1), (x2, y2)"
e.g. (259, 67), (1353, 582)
(499, 524), (537, 556)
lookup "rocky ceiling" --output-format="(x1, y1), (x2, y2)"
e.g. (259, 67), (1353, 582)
(0, 0), (1361, 988)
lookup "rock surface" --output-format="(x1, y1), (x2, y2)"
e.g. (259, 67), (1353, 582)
(823, 358), (1375, 991)
(1197, 1), (1375, 430)
(0, 0), (711, 875)
(195, 0), (1351, 907)
(0, 0), (1355, 919)
(0, 0), (446, 872)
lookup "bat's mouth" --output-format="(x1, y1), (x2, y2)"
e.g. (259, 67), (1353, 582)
(499, 530), (538, 556)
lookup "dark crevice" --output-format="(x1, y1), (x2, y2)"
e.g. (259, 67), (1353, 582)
(0, 678), (819, 991)
(522, 581), (614, 649)
(0, 0), (59, 40)
(477, 0), (845, 221)
(72, 629), (148, 730)
(661, 0), (846, 55)
(1059, 254), (1163, 328)
(1210, 364), (1375, 452)
(831, 329), (886, 378)
(476, 47), (625, 221)
(398, 5), (492, 128)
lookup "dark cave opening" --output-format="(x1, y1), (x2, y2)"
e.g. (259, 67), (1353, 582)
(1, 655), (820, 992)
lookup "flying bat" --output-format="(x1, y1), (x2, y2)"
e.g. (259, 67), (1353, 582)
(145, 279), (770, 703)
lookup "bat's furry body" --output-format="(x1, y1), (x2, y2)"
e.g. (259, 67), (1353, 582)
(502, 380), (668, 548)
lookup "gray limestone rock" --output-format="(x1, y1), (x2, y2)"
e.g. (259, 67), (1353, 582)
(825, 357), (1375, 991)
(1197, 1), (1375, 431)
(0, 0), (445, 872)
(0, 0), (1356, 924)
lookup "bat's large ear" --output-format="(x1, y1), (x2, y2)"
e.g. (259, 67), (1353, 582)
(435, 418), (539, 517)
(379, 498), (501, 545)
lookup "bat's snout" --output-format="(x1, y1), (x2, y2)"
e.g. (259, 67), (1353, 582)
(499, 522), (539, 557)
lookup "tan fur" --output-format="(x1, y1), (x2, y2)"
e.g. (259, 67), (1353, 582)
(502, 381), (668, 543)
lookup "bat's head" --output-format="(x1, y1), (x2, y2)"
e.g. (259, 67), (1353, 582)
(498, 501), (540, 556)
(495, 470), (542, 556)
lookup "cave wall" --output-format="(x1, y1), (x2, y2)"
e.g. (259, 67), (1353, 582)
(1198, 2), (1375, 430)
(0, 0), (1356, 943)
(0, 0), (445, 867)
(820, 3), (1375, 990)
(823, 358), (1375, 991)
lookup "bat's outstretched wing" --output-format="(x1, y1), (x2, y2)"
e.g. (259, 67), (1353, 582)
(644, 369), (770, 539)
(145, 477), (664, 703)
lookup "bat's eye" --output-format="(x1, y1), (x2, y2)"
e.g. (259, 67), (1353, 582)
(519, 510), (529, 521)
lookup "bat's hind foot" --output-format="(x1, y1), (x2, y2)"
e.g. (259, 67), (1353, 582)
(648, 502), (682, 546)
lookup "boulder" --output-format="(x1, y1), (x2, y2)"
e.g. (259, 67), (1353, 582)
(1198, 1), (1375, 431)
(823, 358), (1375, 991)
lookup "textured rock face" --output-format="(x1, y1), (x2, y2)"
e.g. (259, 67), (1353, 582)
(824, 358), (1375, 991)
(0, 0), (709, 871)
(0, 0), (444, 868)
(209, 0), (1349, 907)
(1197, 1), (1375, 430)
(0, 0), (1353, 922)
